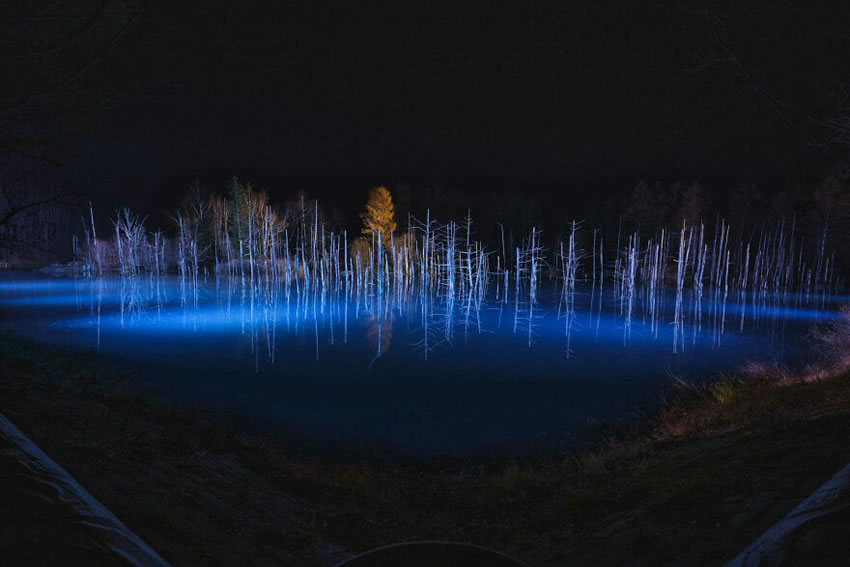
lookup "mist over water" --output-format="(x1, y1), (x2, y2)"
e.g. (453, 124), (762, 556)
(0, 272), (844, 455)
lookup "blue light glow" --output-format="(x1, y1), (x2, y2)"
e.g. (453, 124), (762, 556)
(1, 271), (844, 454)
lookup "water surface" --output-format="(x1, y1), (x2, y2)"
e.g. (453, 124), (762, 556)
(0, 272), (844, 455)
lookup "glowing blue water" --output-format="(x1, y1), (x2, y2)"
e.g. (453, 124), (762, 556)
(0, 272), (845, 455)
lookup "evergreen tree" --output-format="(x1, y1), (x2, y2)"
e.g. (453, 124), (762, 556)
(625, 179), (671, 234)
(676, 182), (706, 227)
(227, 176), (248, 245)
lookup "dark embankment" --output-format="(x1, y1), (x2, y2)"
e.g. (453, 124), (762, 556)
(2, 318), (850, 565)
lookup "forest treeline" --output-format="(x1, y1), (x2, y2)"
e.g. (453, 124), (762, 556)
(1, 162), (849, 284)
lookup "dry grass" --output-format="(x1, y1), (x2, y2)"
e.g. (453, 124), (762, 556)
(3, 309), (850, 565)
(656, 306), (850, 440)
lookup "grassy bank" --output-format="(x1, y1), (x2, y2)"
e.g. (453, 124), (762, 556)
(2, 329), (850, 565)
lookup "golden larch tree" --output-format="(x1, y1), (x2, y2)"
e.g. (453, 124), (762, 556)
(360, 185), (397, 237)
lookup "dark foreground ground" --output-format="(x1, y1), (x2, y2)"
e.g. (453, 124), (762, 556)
(1, 332), (850, 565)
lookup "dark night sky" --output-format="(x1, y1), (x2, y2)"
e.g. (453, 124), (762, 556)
(10, 1), (850, 226)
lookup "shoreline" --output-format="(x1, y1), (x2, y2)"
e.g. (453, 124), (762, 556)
(2, 330), (850, 564)
(2, 266), (839, 462)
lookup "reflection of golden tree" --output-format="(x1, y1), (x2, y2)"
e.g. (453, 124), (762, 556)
(362, 311), (394, 355)
(360, 186), (397, 237)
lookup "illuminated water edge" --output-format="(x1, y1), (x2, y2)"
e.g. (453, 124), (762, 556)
(0, 272), (845, 454)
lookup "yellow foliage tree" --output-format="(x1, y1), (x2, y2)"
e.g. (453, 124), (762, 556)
(360, 185), (397, 237)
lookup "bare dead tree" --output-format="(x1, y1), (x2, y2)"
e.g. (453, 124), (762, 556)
(0, 164), (77, 261)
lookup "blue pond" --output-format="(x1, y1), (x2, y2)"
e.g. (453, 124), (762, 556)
(0, 272), (845, 455)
